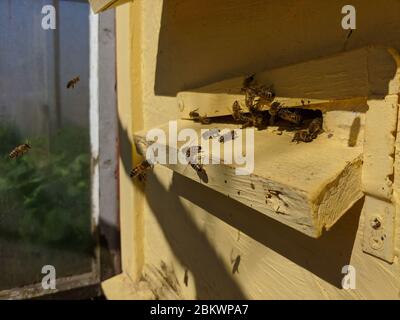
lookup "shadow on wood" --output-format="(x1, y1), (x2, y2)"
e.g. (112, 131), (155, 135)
(169, 171), (362, 288)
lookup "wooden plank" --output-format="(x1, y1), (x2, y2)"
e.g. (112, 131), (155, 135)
(115, 1), (145, 282)
(179, 46), (398, 119)
(362, 96), (398, 200)
(134, 120), (363, 238)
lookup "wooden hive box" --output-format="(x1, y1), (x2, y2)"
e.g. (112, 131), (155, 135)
(133, 46), (400, 244)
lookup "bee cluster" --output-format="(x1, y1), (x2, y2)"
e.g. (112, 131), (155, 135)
(189, 75), (324, 143)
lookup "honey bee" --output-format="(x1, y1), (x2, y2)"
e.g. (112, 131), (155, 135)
(256, 85), (275, 102)
(232, 101), (249, 122)
(219, 130), (237, 143)
(307, 117), (323, 138)
(189, 108), (211, 124)
(245, 85), (275, 112)
(183, 145), (202, 160)
(182, 145), (205, 173)
(253, 113), (265, 129)
(292, 117), (323, 143)
(202, 128), (220, 140)
(9, 143), (31, 159)
(66, 76), (80, 89)
(268, 101), (281, 125)
(243, 87), (257, 111)
(232, 101), (265, 129)
(277, 108), (303, 125)
(292, 130), (313, 143)
(189, 108), (200, 118)
(189, 162), (204, 173)
(129, 160), (152, 179)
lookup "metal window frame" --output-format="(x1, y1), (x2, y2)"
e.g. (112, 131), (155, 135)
(0, 2), (119, 300)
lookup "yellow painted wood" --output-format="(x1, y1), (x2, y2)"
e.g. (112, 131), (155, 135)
(89, 0), (132, 13)
(115, 0), (145, 283)
(134, 119), (363, 238)
(179, 47), (398, 119)
(102, 273), (154, 300)
(106, 0), (400, 299)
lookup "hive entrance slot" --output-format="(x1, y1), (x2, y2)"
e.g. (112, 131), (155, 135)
(189, 105), (324, 144)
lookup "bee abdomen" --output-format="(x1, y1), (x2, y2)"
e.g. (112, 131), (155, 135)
(190, 163), (204, 172)
(278, 108), (302, 125)
(9, 144), (31, 159)
(129, 160), (152, 178)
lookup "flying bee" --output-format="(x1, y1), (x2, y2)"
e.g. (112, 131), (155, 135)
(9, 142), (31, 159)
(277, 108), (303, 125)
(219, 130), (237, 143)
(66, 76), (80, 89)
(292, 130), (313, 143)
(129, 160), (152, 179)
(308, 117), (323, 138)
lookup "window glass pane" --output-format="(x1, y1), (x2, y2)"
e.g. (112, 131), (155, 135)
(0, 0), (94, 292)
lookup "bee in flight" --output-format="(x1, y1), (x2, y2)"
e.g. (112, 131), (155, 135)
(129, 160), (153, 179)
(66, 76), (80, 89)
(9, 143), (31, 159)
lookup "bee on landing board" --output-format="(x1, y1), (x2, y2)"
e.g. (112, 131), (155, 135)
(66, 76), (80, 89)
(189, 108), (211, 125)
(307, 117), (323, 138)
(232, 101), (248, 123)
(182, 145), (205, 174)
(219, 130), (237, 143)
(277, 108), (303, 125)
(202, 128), (220, 140)
(9, 143), (31, 159)
(292, 130), (313, 143)
(129, 160), (152, 179)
